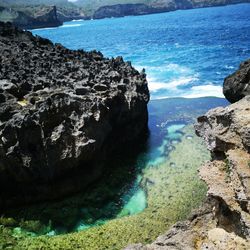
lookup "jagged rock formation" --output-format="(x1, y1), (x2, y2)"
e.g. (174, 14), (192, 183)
(126, 62), (250, 249)
(0, 22), (149, 209)
(0, 6), (62, 29)
(223, 59), (250, 103)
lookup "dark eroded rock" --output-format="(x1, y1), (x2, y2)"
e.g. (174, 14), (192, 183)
(223, 59), (250, 103)
(0, 22), (149, 209)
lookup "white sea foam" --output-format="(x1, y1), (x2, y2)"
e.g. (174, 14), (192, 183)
(72, 19), (85, 22)
(148, 76), (198, 92)
(133, 64), (223, 99)
(151, 84), (223, 99)
(32, 27), (57, 31)
(61, 24), (83, 28)
(134, 63), (191, 74)
(225, 65), (235, 69)
(182, 84), (224, 98)
(151, 63), (190, 73)
(147, 80), (166, 91)
(165, 63), (191, 73)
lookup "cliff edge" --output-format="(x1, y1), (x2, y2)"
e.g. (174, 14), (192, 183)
(0, 6), (62, 29)
(126, 61), (250, 249)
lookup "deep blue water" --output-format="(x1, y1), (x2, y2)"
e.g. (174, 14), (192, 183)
(33, 3), (250, 99)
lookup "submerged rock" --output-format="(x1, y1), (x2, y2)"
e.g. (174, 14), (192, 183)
(0, 22), (149, 209)
(223, 59), (250, 103)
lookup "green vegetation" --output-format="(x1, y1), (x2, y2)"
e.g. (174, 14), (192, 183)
(0, 0), (149, 18)
(0, 126), (209, 250)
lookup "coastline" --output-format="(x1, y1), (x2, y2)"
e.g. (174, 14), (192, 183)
(6, 2), (250, 30)
(0, 4), (249, 249)
(91, 2), (250, 20)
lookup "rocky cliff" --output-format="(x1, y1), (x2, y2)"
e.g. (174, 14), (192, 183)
(126, 61), (250, 249)
(93, 4), (157, 19)
(0, 22), (149, 209)
(0, 6), (62, 29)
(93, 0), (250, 19)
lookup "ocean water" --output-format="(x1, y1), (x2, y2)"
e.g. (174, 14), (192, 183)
(32, 3), (250, 99)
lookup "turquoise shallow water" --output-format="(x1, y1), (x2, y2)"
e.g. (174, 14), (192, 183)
(33, 3), (250, 99)
(55, 121), (188, 233)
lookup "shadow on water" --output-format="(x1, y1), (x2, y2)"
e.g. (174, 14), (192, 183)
(3, 126), (152, 235)
(1, 97), (229, 236)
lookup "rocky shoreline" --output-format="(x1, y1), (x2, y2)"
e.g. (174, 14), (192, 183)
(93, 1), (249, 19)
(0, 22), (149, 209)
(1, 1), (250, 29)
(126, 62), (250, 249)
